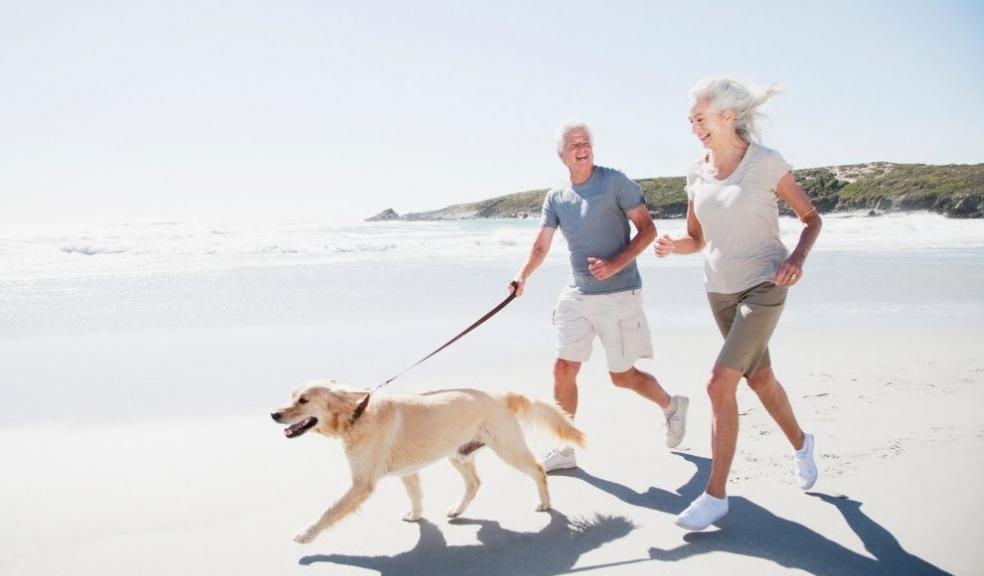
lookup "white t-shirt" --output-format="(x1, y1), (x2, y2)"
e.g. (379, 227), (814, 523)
(686, 143), (792, 294)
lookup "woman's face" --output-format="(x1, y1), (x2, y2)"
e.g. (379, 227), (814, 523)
(688, 97), (733, 149)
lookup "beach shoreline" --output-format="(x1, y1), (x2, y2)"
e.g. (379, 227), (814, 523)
(2, 214), (982, 575)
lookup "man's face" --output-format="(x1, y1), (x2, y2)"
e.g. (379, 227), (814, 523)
(560, 128), (593, 172)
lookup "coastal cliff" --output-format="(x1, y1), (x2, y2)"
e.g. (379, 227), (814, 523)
(369, 162), (984, 221)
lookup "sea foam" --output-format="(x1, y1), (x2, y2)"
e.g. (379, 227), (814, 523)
(2, 213), (982, 283)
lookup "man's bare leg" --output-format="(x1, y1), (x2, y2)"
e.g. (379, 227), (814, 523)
(553, 358), (581, 418)
(609, 367), (671, 409)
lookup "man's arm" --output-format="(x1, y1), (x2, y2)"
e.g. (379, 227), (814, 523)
(511, 226), (556, 296)
(587, 204), (656, 281)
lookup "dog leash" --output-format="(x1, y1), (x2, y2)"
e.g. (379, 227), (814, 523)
(371, 281), (520, 392)
(348, 282), (520, 426)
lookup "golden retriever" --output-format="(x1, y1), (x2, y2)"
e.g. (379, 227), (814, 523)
(270, 380), (585, 544)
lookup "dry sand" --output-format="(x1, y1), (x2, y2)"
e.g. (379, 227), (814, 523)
(1, 316), (980, 575)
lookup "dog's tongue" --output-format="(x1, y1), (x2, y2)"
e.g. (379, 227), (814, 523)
(284, 417), (317, 438)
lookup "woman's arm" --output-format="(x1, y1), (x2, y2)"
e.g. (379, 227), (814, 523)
(773, 171), (823, 286)
(654, 199), (704, 257)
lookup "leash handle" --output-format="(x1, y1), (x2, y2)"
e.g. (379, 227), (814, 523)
(374, 282), (520, 391)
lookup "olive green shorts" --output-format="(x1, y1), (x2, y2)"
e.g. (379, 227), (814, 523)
(707, 282), (787, 377)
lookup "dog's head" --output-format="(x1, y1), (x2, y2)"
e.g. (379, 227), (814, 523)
(270, 380), (368, 438)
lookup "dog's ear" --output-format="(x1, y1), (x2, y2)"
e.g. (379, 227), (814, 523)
(314, 389), (368, 434)
(337, 390), (369, 413)
(330, 391), (370, 433)
(350, 392), (370, 416)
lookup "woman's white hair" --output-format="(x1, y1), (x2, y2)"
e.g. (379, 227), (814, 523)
(689, 77), (783, 143)
(554, 119), (593, 154)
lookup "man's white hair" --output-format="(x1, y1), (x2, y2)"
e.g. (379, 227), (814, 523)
(689, 77), (783, 143)
(554, 119), (593, 154)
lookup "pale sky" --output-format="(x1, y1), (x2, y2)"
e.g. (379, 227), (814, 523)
(2, 0), (982, 225)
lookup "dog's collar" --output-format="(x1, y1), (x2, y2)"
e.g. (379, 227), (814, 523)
(348, 393), (370, 426)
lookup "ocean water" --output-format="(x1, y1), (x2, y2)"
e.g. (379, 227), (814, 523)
(1, 212), (983, 425)
(3, 212), (984, 282)
(2, 212), (983, 333)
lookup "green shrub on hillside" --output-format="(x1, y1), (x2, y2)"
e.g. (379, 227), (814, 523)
(394, 163), (983, 220)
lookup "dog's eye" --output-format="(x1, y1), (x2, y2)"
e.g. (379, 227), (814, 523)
(298, 397), (308, 404)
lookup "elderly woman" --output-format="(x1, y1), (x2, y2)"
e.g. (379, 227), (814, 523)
(656, 77), (822, 530)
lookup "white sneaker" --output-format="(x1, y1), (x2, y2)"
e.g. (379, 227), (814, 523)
(795, 432), (818, 490)
(541, 446), (576, 472)
(664, 395), (689, 448)
(675, 491), (729, 531)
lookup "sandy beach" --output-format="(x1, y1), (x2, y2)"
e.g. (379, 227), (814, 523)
(1, 215), (982, 575)
(5, 0), (983, 571)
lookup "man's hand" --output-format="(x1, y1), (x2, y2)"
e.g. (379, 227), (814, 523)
(509, 278), (525, 296)
(587, 257), (621, 281)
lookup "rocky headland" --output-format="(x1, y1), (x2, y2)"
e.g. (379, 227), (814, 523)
(367, 162), (984, 221)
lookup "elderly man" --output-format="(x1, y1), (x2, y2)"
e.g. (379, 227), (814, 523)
(511, 120), (688, 471)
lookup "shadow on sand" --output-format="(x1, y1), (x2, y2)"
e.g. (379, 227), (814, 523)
(568, 452), (952, 576)
(299, 509), (635, 576)
(299, 453), (951, 575)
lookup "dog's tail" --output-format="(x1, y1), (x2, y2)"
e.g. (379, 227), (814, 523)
(503, 393), (586, 448)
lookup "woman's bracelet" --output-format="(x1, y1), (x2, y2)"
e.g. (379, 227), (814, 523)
(798, 207), (818, 223)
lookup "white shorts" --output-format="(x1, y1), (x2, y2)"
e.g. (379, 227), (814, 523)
(552, 288), (653, 373)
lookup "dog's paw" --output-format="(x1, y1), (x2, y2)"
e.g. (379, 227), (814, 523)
(294, 527), (318, 544)
(402, 511), (423, 522)
(536, 503), (551, 512)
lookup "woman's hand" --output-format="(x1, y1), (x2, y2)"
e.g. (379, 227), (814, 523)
(773, 256), (805, 286)
(654, 234), (675, 258)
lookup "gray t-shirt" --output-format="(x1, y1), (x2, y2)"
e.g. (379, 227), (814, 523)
(540, 166), (645, 295)
(686, 143), (793, 294)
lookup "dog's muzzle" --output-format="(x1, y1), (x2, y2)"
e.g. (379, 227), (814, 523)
(271, 412), (319, 439)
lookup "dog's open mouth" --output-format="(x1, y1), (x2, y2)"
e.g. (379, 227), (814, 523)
(284, 417), (318, 438)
